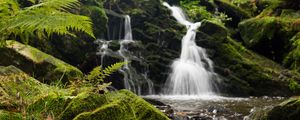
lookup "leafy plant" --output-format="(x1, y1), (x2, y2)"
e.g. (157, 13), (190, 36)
(179, 0), (231, 26)
(288, 79), (300, 91)
(84, 62), (127, 92)
(0, 0), (95, 45)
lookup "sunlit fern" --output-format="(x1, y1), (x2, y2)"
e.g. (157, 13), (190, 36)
(0, 0), (95, 44)
(86, 62), (127, 85)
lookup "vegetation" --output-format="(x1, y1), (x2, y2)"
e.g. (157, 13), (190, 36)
(1, 0), (300, 119)
(82, 62), (127, 92)
(0, 0), (95, 45)
(179, 0), (231, 26)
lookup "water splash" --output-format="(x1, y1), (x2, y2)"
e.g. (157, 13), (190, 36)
(163, 2), (216, 95)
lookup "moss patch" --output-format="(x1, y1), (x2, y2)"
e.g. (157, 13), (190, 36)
(239, 17), (298, 62)
(265, 97), (300, 120)
(61, 90), (169, 120)
(0, 40), (83, 83)
(0, 110), (22, 120)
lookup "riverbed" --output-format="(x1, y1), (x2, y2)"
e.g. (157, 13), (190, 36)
(144, 95), (285, 120)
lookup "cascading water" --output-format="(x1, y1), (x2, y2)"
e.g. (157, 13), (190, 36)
(118, 15), (154, 95)
(95, 13), (154, 95)
(163, 2), (216, 95)
(95, 39), (112, 65)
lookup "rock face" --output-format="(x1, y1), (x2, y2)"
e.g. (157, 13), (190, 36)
(0, 40), (83, 83)
(0, 65), (169, 119)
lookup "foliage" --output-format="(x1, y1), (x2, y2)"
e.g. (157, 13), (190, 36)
(288, 79), (300, 91)
(0, 0), (95, 45)
(84, 62), (127, 92)
(284, 33), (300, 72)
(179, 0), (231, 26)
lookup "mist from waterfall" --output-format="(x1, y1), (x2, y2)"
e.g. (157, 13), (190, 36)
(163, 2), (216, 95)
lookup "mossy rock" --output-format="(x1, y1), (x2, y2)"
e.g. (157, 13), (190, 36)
(250, 97), (300, 120)
(214, 0), (251, 27)
(239, 17), (298, 62)
(262, 97), (300, 120)
(199, 20), (229, 41)
(61, 90), (169, 120)
(0, 65), (49, 104)
(284, 32), (300, 72)
(0, 65), (68, 119)
(203, 34), (300, 96)
(26, 94), (72, 119)
(0, 40), (83, 83)
(0, 110), (22, 120)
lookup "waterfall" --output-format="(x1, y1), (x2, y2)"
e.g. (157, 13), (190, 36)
(163, 2), (216, 95)
(95, 39), (112, 65)
(118, 15), (154, 95)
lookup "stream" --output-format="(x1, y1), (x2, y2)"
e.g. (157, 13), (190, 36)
(144, 95), (285, 120)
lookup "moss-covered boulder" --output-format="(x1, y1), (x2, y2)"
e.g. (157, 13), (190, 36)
(0, 65), (50, 105)
(0, 40), (83, 83)
(251, 97), (300, 120)
(239, 17), (298, 62)
(26, 94), (72, 119)
(0, 66), (168, 119)
(266, 97), (300, 120)
(61, 90), (169, 120)
(0, 65), (69, 119)
(214, 0), (251, 27)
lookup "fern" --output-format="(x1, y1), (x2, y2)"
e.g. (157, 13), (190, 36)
(86, 62), (127, 85)
(0, 0), (95, 44)
(84, 62), (127, 93)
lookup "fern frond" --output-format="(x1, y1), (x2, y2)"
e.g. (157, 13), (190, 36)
(0, 9), (95, 39)
(0, 0), (20, 18)
(0, 0), (95, 40)
(102, 62), (128, 78)
(85, 62), (127, 85)
(86, 66), (104, 83)
(25, 0), (80, 12)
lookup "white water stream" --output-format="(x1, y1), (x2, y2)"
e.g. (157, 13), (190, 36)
(163, 2), (216, 95)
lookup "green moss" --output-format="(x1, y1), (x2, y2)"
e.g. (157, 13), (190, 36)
(0, 110), (22, 120)
(199, 20), (229, 40)
(26, 94), (72, 120)
(73, 100), (135, 120)
(61, 90), (169, 120)
(266, 97), (300, 119)
(284, 32), (300, 72)
(59, 92), (108, 119)
(0, 66), (49, 103)
(288, 78), (300, 91)
(0, 40), (83, 83)
(239, 17), (277, 47)
(214, 0), (251, 27)
(212, 36), (298, 95)
(239, 17), (297, 62)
